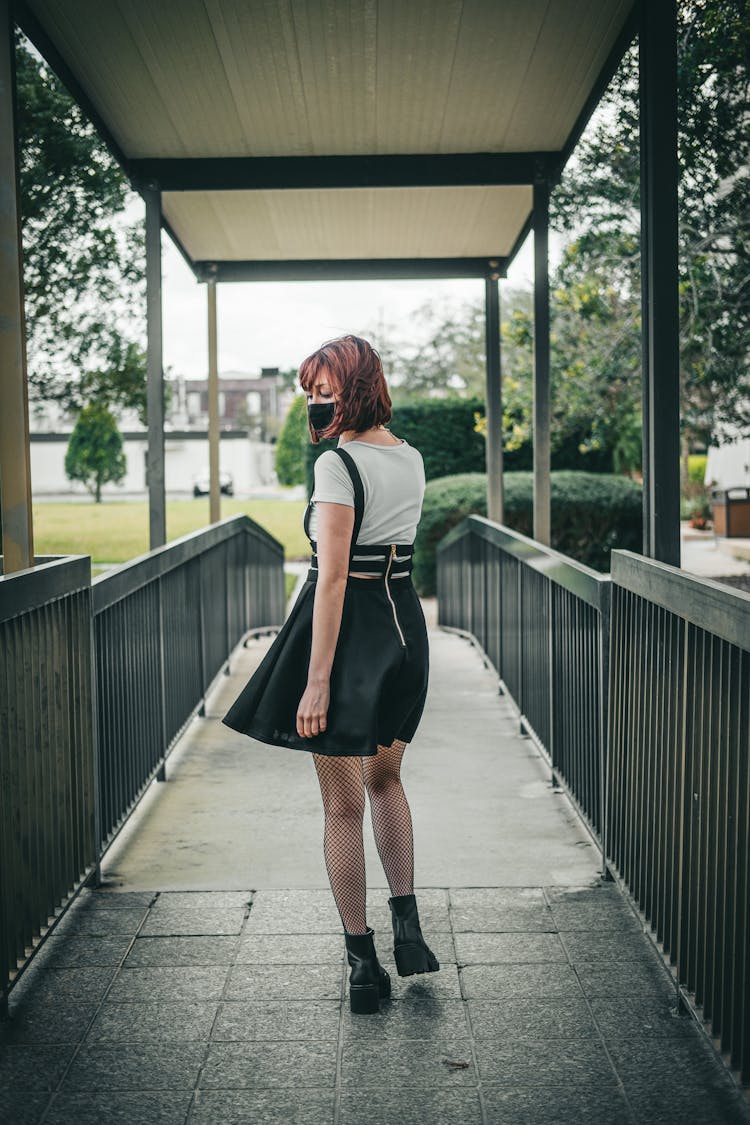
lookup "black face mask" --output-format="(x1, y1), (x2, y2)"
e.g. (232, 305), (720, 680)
(308, 401), (336, 432)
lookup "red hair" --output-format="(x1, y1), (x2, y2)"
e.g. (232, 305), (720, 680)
(298, 334), (392, 443)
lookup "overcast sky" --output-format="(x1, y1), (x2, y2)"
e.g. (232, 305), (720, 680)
(159, 224), (550, 383)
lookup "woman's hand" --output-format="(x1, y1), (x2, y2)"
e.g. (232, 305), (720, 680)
(296, 677), (330, 738)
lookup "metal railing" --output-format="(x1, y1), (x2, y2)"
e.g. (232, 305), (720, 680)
(92, 515), (285, 846)
(436, 517), (750, 1085)
(437, 515), (610, 843)
(607, 551), (750, 1084)
(0, 555), (97, 1005)
(0, 515), (285, 1002)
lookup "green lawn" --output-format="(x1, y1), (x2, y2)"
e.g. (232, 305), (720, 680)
(34, 497), (309, 565)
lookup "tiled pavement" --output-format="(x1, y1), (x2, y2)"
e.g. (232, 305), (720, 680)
(2, 884), (749, 1124)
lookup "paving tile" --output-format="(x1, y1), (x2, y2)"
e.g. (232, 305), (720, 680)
(559, 930), (655, 963)
(0, 1000), (97, 1045)
(189, 1088), (335, 1124)
(151, 891), (252, 911)
(341, 998), (469, 1041)
(0, 1089), (50, 1123)
(606, 1035), (743, 1091)
(77, 890), (155, 910)
(482, 1084), (633, 1124)
(244, 891), (342, 934)
(379, 962), (462, 999)
(459, 962), (584, 999)
(474, 1037), (619, 1086)
(199, 1040), (337, 1088)
(449, 887), (555, 932)
(125, 935), (240, 967)
(44, 1090), (193, 1124)
(550, 902), (641, 932)
(454, 932), (567, 965)
(339, 1086), (482, 1124)
(450, 904), (556, 932)
(29, 934), (134, 969)
(574, 959), (678, 1001)
(212, 1000), (340, 1041)
(53, 907), (148, 937)
(619, 1076), (750, 1124)
(544, 884), (627, 906)
(340, 1038), (477, 1086)
(467, 997), (596, 1039)
(234, 933), (344, 965)
(225, 963), (342, 1001)
(8, 967), (117, 1007)
(106, 965), (230, 1003)
(85, 1001), (219, 1043)
(589, 996), (696, 1040)
(139, 907), (245, 936)
(61, 1043), (205, 1090)
(0, 1044), (75, 1090)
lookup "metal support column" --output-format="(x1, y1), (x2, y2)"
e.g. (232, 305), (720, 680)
(639, 0), (680, 566)
(144, 188), (166, 549)
(0, 1), (34, 572)
(484, 271), (504, 524)
(533, 177), (551, 545)
(207, 278), (220, 524)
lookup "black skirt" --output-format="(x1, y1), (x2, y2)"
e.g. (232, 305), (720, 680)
(221, 445), (430, 757)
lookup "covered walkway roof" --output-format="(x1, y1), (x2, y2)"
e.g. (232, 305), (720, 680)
(20, 0), (635, 278)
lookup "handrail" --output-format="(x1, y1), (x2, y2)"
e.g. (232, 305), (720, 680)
(612, 549), (750, 651)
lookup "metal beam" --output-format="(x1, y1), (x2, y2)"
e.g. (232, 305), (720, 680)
(533, 179), (551, 545)
(0, 0), (34, 572)
(144, 189), (166, 549)
(485, 274), (504, 524)
(195, 257), (507, 283)
(639, 0), (680, 566)
(206, 279), (220, 525)
(130, 152), (554, 193)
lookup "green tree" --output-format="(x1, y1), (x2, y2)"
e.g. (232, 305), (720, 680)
(15, 32), (146, 415)
(64, 404), (127, 502)
(275, 393), (309, 485)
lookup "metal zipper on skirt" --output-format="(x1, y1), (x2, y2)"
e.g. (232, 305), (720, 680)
(384, 543), (407, 647)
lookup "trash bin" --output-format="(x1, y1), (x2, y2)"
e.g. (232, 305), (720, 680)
(711, 486), (750, 537)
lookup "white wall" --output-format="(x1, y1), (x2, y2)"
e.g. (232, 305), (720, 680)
(30, 434), (278, 496)
(705, 434), (750, 491)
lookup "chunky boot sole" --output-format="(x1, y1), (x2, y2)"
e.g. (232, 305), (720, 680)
(349, 983), (381, 1014)
(394, 942), (440, 977)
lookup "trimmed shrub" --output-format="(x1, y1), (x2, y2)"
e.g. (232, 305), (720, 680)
(275, 392), (309, 486)
(413, 470), (643, 595)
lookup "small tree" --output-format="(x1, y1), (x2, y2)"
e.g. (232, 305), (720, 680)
(275, 393), (309, 486)
(64, 404), (127, 502)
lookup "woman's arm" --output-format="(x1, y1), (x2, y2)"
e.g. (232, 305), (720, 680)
(296, 499), (354, 739)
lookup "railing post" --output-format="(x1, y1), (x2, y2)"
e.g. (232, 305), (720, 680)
(88, 582), (104, 884)
(197, 554), (207, 717)
(156, 576), (167, 781)
(598, 580), (612, 879)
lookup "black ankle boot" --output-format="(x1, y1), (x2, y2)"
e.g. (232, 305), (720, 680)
(343, 927), (391, 1014)
(388, 893), (440, 976)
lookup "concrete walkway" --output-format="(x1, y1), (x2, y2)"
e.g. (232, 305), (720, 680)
(2, 599), (748, 1124)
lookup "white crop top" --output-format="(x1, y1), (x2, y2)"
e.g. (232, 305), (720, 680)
(307, 438), (426, 545)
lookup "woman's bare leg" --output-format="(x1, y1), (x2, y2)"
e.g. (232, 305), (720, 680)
(362, 738), (414, 897)
(312, 753), (368, 934)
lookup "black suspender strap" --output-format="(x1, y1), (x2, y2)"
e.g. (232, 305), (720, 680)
(304, 446), (366, 561)
(333, 447), (365, 558)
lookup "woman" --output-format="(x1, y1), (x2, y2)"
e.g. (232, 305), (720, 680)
(222, 334), (438, 1014)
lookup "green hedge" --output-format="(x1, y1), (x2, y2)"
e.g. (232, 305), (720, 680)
(413, 470), (643, 595)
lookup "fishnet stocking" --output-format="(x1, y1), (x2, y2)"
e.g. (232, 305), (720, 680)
(363, 739), (414, 898)
(312, 738), (414, 934)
